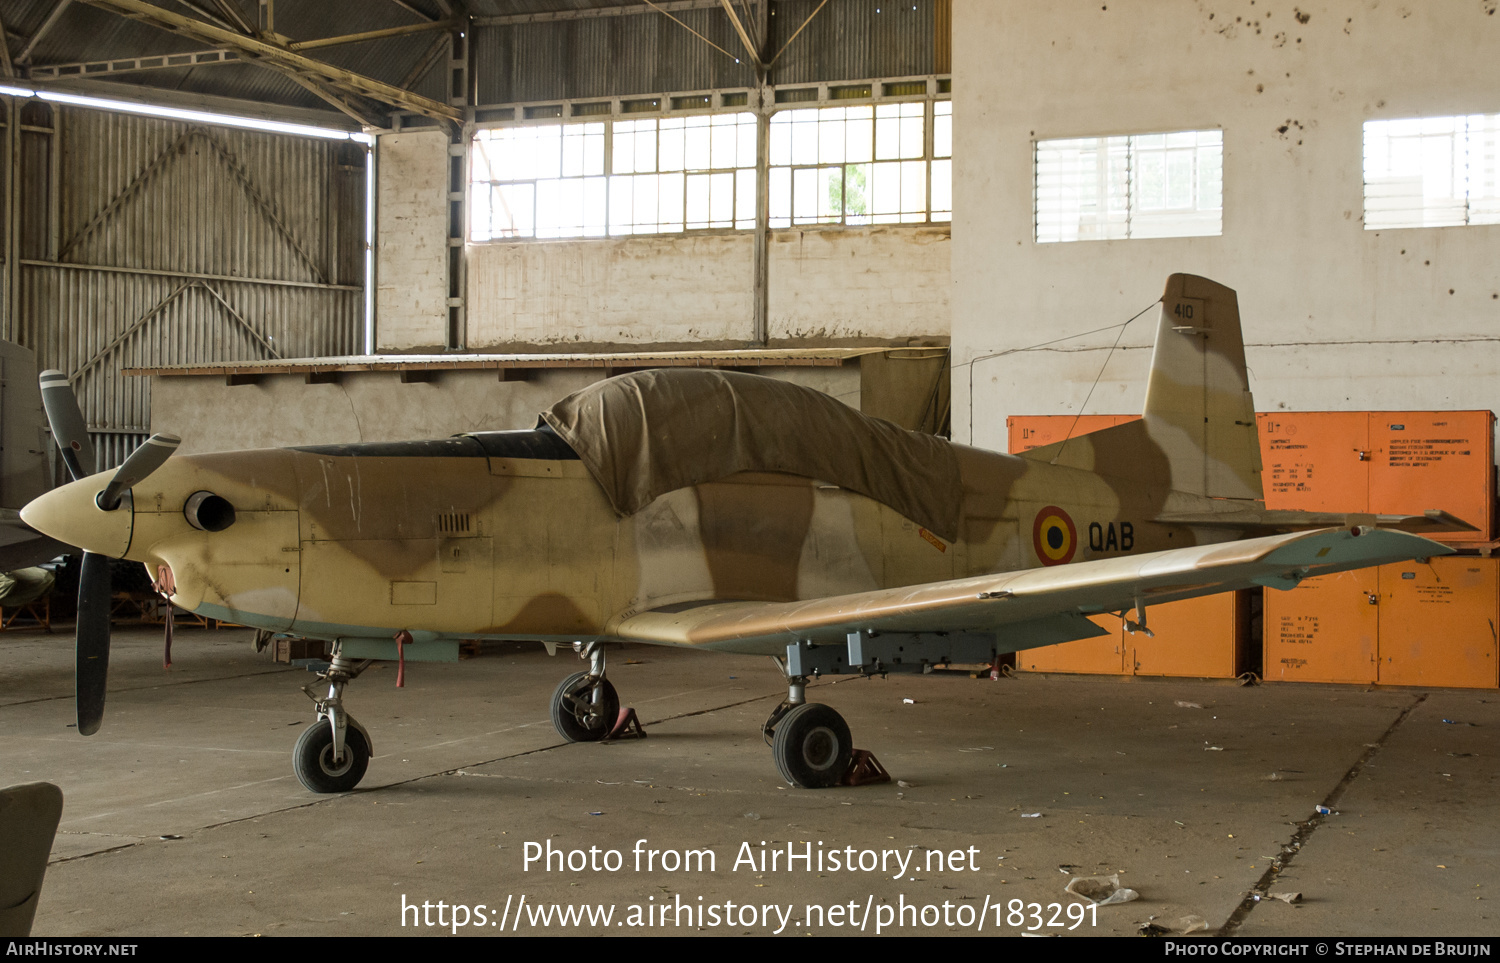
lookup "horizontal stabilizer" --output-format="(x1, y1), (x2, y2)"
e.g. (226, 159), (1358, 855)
(1155, 508), (1478, 535)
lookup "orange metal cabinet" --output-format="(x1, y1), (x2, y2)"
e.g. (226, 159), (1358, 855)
(1019, 614), (1124, 674)
(1129, 593), (1243, 679)
(1256, 413), (1371, 512)
(1007, 415), (1138, 453)
(1021, 596), (1243, 679)
(1264, 560), (1499, 689)
(1376, 557), (1499, 688)
(1367, 412), (1495, 542)
(1263, 570), (1380, 684)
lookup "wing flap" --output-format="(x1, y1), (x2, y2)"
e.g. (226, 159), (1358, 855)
(610, 527), (1449, 653)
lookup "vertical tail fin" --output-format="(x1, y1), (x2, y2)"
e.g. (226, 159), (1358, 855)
(1021, 274), (1263, 502)
(1141, 274), (1262, 500)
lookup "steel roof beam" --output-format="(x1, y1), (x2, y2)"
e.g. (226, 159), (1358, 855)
(16, 0), (74, 65)
(287, 19), (456, 53)
(0, 16), (14, 77)
(207, 0), (254, 35)
(78, 0), (462, 123)
(29, 48), (240, 79)
(273, 69), (389, 129)
(717, 0), (764, 69)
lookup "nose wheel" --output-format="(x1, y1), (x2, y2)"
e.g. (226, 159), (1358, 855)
(293, 719), (370, 793)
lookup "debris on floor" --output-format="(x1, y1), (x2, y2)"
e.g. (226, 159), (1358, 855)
(1138, 914), (1209, 935)
(1065, 873), (1139, 906)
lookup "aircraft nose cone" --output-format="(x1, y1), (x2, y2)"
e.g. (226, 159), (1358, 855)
(20, 475), (133, 558)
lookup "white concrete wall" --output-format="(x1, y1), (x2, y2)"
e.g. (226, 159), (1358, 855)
(464, 225), (950, 348)
(768, 226), (951, 341)
(466, 233), (755, 348)
(375, 130), (450, 351)
(951, 0), (1500, 450)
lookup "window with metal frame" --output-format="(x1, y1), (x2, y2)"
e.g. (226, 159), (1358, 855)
(469, 112), (757, 240)
(1363, 114), (1500, 230)
(768, 101), (952, 227)
(611, 113), (757, 234)
(1034, 129), (1223, 243)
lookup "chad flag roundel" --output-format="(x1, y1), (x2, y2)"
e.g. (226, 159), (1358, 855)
(1032, 506), (1077, 566)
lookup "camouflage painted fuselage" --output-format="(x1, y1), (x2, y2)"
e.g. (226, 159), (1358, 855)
(24, 429), (1245, 656)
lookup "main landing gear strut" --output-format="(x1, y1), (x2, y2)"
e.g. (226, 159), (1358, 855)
(545, 643), (858, 790)
(550, 641), (619, 742)
(295, 652), (375, 793)
(762, 673), (853, 789)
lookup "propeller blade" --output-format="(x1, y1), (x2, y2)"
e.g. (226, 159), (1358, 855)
(96, 433), (181, 511)
(39, 370), (96, 482)
(76, 551), (112, 736)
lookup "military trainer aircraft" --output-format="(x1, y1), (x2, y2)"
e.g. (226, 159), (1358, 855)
(21, 274), (1465, 793)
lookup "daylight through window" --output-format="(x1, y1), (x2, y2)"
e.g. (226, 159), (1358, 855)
(1363, 115), (1500, 230)
(768, 102), (952, 227)
(1034, 129), (1223, 243)
(470, 113), (756, 240)
(471, 96), (952, 241)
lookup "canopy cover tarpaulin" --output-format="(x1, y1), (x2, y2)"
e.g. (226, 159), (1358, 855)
(541, 369), (962, 541)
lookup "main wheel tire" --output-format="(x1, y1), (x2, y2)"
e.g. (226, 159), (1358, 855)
(772, 702), (852, 788)
(293, 720), (370, 793)
(551, 671), (620, 743)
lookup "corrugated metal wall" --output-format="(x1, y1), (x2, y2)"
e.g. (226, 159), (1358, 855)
(771, 0), (937, 85)
(3, 102), (365, 469)
(475, 0), (941, 105)
(477, 10), (755, 104)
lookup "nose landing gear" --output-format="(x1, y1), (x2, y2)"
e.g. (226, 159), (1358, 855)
(295, 651), (374, 793)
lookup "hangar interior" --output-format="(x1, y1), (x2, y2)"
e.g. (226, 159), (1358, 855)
(0, 0), (1497, 940)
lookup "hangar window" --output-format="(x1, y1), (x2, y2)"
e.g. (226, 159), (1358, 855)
(469, 113), (756, 240)
(768, 101), (953, 226)
(610, 113), (757, 233)
(1363, 115), (1500, 229)
(1034, 129), (1223, 243)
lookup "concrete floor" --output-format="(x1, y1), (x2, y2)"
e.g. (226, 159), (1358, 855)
(2, 625), (1497, 937)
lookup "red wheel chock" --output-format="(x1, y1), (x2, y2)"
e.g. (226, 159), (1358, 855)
(841, 749), (891, 786)
(604, 707), (646, 741)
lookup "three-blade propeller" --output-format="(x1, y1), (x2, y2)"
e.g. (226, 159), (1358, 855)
(38, 370), (180, 736)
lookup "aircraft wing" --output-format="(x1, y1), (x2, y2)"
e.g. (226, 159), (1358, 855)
(609, 527), (1449, 655)
(1154, 508), (1477, 534)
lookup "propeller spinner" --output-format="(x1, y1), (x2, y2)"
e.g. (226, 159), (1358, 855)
(35, 370), (180, 735)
